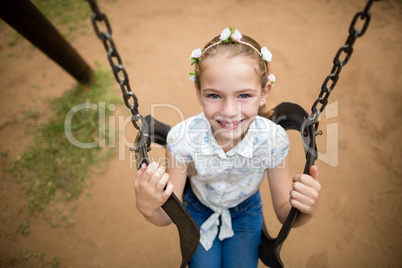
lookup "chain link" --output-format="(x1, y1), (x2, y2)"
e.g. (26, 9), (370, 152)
(309, 0), (377, 133)
(86, 0), (150, 150)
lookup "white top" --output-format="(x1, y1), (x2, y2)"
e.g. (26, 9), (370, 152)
(167, 113), (289, 250)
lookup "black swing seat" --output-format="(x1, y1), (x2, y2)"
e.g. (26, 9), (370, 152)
(139, 102), (317, 268)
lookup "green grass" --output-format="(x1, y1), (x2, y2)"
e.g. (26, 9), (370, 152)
(18, 249), (60, 268)
(31, 0), (91, 39)
(19, 219), (31, 237)
(32, 0), (90, 24)
(25, 107), (41, 120)
(8, 32), (20, 46)
(8, 69), (118, 214)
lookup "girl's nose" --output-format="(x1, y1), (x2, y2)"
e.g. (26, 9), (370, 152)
(221, 99), (239, 118)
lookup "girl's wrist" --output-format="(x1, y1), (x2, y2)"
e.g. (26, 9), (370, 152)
(143, 207), (172, 226)
(136, 202), (157, 218)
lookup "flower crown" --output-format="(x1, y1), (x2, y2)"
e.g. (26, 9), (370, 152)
(189, 27), (276, 86)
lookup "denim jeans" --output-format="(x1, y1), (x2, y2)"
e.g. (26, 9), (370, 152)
(183, 186), (263, 268)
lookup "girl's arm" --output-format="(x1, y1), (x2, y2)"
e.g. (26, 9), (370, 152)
(134, 149), (188, 226)
(267, 154), (321, 227)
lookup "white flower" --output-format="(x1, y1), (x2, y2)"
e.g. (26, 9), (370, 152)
(268, 73), (276, 86)
(189, 48), (202, 63)
(261, 47), (272, 62)
(231, 29), (242, 42)
(220, 27), (232, 41)
(191, 48), (202, 58)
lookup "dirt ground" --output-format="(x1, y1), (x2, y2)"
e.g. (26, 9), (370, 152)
(1, 0), (401, 267)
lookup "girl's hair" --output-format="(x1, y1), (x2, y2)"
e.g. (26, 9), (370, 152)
(193, 34), (274, 119)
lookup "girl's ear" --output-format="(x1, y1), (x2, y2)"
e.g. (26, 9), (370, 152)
(259, 82), (272, 107)
(195, 85), (203, 105)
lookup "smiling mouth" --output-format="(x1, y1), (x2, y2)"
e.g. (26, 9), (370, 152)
(216, 119), (245, 129)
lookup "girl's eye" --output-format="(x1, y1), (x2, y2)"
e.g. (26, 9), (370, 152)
(208, 94), (221, 99)
(239, 94), (251, 99)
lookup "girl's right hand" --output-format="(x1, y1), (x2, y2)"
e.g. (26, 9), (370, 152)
(134, 162), (174, 218)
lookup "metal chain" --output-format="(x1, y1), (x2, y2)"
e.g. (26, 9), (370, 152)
(86, 0), (150, 150)
(308, 0), (377, 134)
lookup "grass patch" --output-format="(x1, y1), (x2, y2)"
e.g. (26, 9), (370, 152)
(8, 69), (119, 214)
(19, 219), (31, 237)
(31, 0), (91, 39)
(19, 249), (60, 268)
(4, 52), (16, 58)
(8, 32), (20, 46)
(25, 107), (41, 120)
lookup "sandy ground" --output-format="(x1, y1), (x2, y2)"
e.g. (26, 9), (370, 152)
(0, 0), (401, 267)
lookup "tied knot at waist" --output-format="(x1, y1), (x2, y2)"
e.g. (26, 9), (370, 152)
(199, 208), (234, 251)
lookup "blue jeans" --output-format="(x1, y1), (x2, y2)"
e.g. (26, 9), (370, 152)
(183, 186), (263, 268)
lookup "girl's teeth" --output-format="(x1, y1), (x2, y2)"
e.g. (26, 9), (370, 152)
(219, 121), (241, 127)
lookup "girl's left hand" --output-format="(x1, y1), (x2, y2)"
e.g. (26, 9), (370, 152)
(289, 165), (321, 216)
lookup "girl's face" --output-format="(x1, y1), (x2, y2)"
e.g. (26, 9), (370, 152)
(196, 55), (270, 151)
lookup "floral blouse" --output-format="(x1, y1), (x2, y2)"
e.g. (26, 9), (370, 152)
(167, 113), (289, 250)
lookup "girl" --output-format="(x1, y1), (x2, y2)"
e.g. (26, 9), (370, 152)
(134, 27), (321, 268)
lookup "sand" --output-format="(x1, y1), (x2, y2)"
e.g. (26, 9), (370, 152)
(0, 0), (401, 267)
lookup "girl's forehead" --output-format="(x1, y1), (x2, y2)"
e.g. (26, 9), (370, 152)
(202, 55), (259, 77)
(200, 55), (262, 91)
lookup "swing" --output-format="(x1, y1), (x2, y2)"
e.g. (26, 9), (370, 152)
(86, 0), (377, 267)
